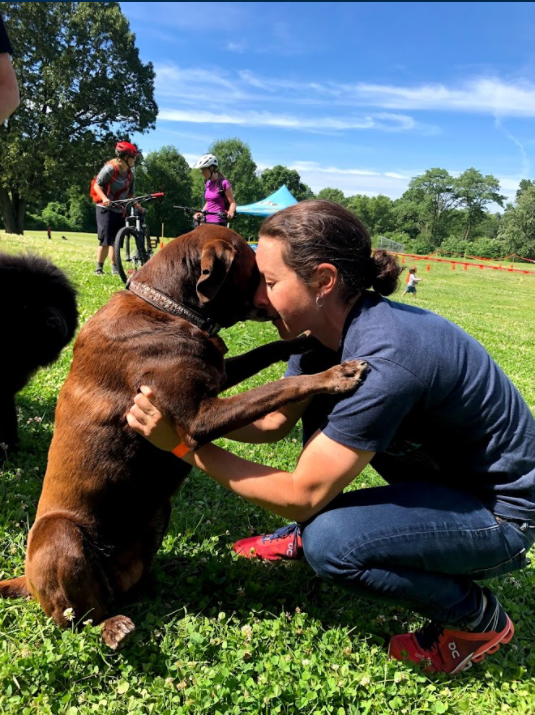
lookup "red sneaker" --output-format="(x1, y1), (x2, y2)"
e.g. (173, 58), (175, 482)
(389, 590), (514, 675)
(232, 523), (303, 561)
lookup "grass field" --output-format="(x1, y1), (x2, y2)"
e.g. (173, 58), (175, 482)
(1, 229), (534, 714)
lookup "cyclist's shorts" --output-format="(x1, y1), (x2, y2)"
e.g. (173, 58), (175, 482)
(96, 207), (125, 246)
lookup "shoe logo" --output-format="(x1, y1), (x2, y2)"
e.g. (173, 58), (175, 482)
(286, 543), (294, 557)
(448, 642), (460, 659)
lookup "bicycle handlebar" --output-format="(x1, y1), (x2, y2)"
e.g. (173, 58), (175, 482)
(172, 205), (228, 219)
(107, 193), (165, 208)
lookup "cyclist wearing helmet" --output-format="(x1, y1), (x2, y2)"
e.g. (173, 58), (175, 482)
(194, 153), (236, 226)
(93, 141), (140, 276)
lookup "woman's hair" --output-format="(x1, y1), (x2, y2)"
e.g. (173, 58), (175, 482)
(259, 200), (401, 301)
(207, 167), (226, 181)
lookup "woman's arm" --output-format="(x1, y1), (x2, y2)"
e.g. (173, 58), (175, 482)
(184, 433), (374, 522)
(224, 398), (310, 443)
(93, 183), (111, 206)
(224, 186), (237, 220)
(127, 388), (374, 522)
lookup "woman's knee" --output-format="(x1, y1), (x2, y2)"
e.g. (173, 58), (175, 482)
(302, 510), (360, 580)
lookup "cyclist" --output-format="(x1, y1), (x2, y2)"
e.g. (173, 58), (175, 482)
(193, 154), (236, 226)
(93, 141), (140, 276)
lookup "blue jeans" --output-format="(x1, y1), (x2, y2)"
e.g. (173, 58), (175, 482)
(301, 482), (534, 627)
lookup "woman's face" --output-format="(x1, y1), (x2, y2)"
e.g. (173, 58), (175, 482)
(200, 167), (212, 180)
(254, 236), (316, 340)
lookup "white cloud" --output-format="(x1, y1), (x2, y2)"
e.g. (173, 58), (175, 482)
(341, 78), (535, 117)
(226, 41), (247, 53)
(167, 65), (535, 118)
(158, 108), (422, 134)
(285, 161), (414, 199)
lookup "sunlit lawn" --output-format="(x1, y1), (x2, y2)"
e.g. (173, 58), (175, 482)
(1, 229), (534, 714)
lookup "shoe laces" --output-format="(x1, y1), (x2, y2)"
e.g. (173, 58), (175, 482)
(262, 523), (301, 543)
(414, 621), (446, 652)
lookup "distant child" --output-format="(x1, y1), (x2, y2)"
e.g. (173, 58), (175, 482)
(402, 266), (423, 298)
(47, 225), (52, 241)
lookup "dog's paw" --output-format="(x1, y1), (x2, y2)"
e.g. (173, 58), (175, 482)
(100, 615), (136, 650)
(325, 360), (368, 394)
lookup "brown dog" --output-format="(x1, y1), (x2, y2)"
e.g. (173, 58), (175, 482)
(0, 225), (366, 648)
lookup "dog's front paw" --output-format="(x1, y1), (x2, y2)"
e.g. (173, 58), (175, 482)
(100, 615), (135, 650)
(325, 360), (368, 394)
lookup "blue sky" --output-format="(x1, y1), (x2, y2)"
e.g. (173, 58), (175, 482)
(123, 1), (535, 203)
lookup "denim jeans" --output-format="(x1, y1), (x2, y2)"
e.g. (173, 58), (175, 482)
(301, 482), (534, 627)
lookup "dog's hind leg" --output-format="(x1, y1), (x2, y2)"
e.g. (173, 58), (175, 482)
(0, 575), (32, 599)
(25, 513), (135, 649)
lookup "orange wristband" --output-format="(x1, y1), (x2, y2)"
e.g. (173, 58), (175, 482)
(172, 442), (190, 459)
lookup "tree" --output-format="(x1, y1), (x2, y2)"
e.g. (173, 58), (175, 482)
(347, 194), (396, 236)
(407, 168), (455, 247)
(498, 186), (535, 259)
(260, 165), (314, 202)
(453, 168), (505, 241)
(516, 178), (535, 201)
(316, 187), (347, 206)
(0, 2), (157, 234)
(135, 146), (193, 237)
(208, 138), (263, 238)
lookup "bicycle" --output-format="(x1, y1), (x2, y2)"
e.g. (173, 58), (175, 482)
(173, 205), (229, 228)
(111, 193), (164, 284)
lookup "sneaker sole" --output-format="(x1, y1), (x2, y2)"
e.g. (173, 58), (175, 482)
(452, 615), (515, 674)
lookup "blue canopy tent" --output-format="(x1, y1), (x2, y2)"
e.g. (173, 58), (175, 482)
(236, 184), (298, 216)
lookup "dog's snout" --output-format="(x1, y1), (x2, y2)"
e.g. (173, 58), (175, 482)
(245, 306), (272, 322)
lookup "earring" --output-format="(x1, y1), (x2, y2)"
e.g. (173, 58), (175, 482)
(316, 293), (324, 309)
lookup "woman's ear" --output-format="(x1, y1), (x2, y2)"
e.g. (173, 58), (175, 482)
(315, 263), (338, 297)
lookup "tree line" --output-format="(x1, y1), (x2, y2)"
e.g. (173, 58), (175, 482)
(1, 2), (534, 258)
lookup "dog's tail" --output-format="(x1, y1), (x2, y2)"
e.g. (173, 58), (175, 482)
(0, 575), (31, 599)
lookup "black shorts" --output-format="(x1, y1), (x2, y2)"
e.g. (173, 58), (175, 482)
(96, 207), (125, 247)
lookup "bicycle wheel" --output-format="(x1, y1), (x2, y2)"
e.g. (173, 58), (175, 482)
(114, 227), (146, 284)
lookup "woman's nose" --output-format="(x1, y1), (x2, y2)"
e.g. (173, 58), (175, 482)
(254, 281), (269, 309)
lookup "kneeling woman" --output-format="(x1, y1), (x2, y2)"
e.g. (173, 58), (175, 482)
(127, 200), (535, 676)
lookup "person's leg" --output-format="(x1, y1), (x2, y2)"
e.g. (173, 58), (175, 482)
(95, 208), (111, 274)
(95, 209), (122, 274)
(301, 482), (529, 626)
(96, 245), (109, 264)
(302, 482), (530, 672)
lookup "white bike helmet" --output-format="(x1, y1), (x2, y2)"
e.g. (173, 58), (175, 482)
(194, 153), (218, 170)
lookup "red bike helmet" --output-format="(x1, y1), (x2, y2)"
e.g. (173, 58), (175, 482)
(115, 141), (140, 158)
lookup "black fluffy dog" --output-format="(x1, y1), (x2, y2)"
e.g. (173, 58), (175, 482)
(0, 252), (78, 453)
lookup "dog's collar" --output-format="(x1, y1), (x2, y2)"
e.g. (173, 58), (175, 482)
(126, 279), (221, 336)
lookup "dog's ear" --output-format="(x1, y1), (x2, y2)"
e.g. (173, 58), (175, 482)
(196, 240), (237, 303)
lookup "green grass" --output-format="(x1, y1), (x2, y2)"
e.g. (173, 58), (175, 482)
(1, 230), (535, 714)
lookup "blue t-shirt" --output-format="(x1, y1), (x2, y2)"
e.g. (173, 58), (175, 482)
(286, 292), (535, 525)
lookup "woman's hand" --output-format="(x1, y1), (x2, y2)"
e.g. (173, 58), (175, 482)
(101, 197), (111, 207)
(127, 386), (181, 452)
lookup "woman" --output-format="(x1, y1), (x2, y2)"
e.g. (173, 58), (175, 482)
(92, 141), (140, 276)
(193, 153), (236, 226)
(127, 200), (535, 675)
